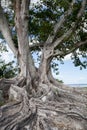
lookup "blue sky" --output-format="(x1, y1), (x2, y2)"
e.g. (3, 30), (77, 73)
(57, 60), (87, 84)
(51, 54), (87, 84)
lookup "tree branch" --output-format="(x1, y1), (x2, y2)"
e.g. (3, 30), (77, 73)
(52, 0), (86, 49)
(0, 4), (18, 56)
(29, 42), (44, 50)
(45, 0), (75, 44)
(15, 0), (37, 79)
(64, 40), (87, 56)
(53, 40), (87, 57)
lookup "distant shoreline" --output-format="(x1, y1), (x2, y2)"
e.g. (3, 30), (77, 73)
(66, 84), (87, 87)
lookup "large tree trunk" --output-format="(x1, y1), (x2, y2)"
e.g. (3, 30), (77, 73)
(14, 0), (36, 78)
(14, 0), (38, 96)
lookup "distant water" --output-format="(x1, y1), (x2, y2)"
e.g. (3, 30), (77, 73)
(67, 84), (87, 87)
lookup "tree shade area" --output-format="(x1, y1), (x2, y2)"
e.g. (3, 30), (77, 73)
(0, 0), (87, 129)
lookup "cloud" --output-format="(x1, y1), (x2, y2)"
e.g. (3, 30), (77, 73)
(64, 49), (82, 61)
(64, 54), (71, 61)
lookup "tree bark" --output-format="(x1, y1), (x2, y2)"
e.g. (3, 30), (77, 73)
(0, 3), (18, 56)
(13, 0), (39, 96)
(14, 0), (36, 78)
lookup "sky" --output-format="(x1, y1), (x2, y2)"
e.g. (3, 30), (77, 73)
(56, 59), (87, 84)
(0, 0), (87, 85)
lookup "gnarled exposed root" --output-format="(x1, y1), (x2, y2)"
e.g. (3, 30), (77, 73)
(0, 80), (87, 130)
(0, 96), (87, 130)
(0, 77), (26, 100)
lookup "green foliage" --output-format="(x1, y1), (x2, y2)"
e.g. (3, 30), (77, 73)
(29, 0), (87, 72)
(71, 51), (87, 70)
(79, 30), (87, 42)
(29, 0), (64, 42)
(0, 40), (18, 78)
(29, 0), (86, 42)
(0, 40), (8, 52)
(0, 60), (17, 78)
(57, 79), (64, 83)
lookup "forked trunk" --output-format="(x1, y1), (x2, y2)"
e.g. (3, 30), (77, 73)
(13, 0), (38, 96)
(14, 0), (36, 78)
(39, 47), (53, 83)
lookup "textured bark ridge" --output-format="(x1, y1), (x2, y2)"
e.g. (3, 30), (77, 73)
(0, 78), (87, 130)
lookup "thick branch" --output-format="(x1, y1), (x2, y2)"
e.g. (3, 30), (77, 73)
(53, 40), (87, 57)
(15, 0), (36, 78)
(29, 42), (44, 50)
(0, 4), (18, 56)
(64, 40), (87, 56)
(45, 0), (75, 44)
(52, 0), (86, 49)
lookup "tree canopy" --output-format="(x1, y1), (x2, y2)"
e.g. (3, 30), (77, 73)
(30, 0), (87, 69)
